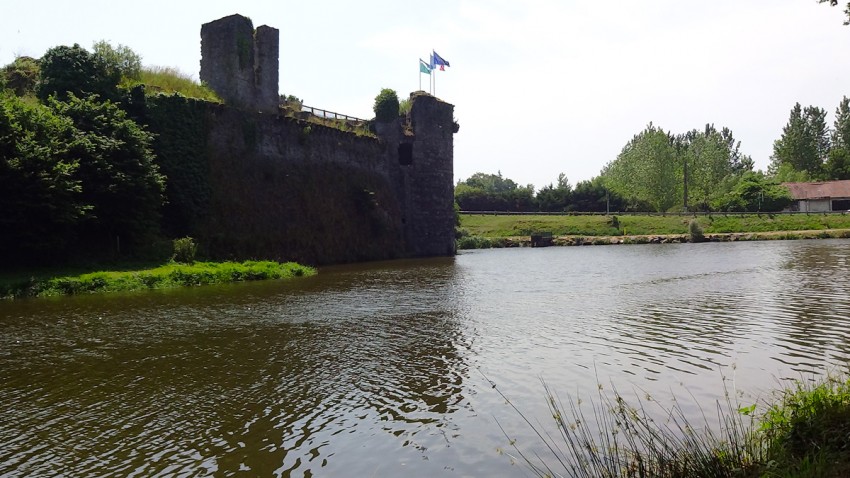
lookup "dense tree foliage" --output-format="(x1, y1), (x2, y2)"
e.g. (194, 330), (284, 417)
(455, 172), (536, 211)
(0, 88), (164, 264)
(603, 123), (754, 212)
(51, 94), (164, 249)
(0, 92), (83, 262)
(767, 98), (850, 182)
(821, 0), (850, 24)
(535, 173), (572, 212)
(1, 56), (40, 96)
(715, 171), (793, 212)
(454, 172), (628, 212)
(36, 44), (120, 102)
(770, 103), (830, 180)
(604, 123), (682, 212)
(92, 40), (142, 82)
(373, 88), (399, 122)
(570, 176), (629, 212)
(826, 97), (850, 180)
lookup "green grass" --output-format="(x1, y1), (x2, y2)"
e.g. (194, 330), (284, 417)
(131, 66), (222, 102)
(497, 373), (850, 478)
(0, 260), (316, 299)
(460, 213), (850, 238)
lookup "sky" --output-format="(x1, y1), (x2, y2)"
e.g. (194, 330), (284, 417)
(3, 0), (850, 190)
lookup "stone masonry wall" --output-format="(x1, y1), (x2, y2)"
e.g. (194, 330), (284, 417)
(187, 15), (456, 263)
(200, 14), (279, 113)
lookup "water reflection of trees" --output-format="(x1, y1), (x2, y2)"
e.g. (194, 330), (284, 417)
(773, 241), (850, 368)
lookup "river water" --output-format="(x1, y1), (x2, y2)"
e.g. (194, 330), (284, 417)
(2, 240), (850, 477)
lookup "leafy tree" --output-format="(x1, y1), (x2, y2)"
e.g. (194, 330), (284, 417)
(463, 171), (519, 193)
(455, 171), (535, 211)
(49, 94), (165, 250)
(826, 97), (850, 179)
(37, 44), (120, 101)
(92, 40), (142, 82)
(715, 171), (793, 212)
(536, 173), (572, 211)
(681, 125), (748, 211)
(569, 176), (629, 212)
(0, 92), (84, 263)
(604, 123), (681, 212)
(373, 88), (399, 122)
(820, 0), (850, 25)
(770, 103), (830, 179)
(1, 56), (40, 96)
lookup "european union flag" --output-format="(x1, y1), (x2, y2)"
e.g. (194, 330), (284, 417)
(430, 51), (450, 71)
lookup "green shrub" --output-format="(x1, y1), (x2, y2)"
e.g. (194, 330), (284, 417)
(172, 237), (197, 264)
(373, 88), (399, 122)
(398, 97), (411, 116)
(37, 44), (120, 101)
(1, 56), (40, 96)
(689, 219), (705, 242)
(457, 235), (495, 250)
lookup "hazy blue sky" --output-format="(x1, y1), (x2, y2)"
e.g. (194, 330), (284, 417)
(2, 1), (849, 189)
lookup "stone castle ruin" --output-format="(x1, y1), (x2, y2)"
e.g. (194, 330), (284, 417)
(183, 14), (456, 263)
(200, 14), (280, 113)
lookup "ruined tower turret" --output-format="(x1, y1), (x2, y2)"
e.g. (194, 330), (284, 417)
(200, 14), (279, 113)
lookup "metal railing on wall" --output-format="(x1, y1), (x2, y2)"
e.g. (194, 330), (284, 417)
(296, 105), (369, 124)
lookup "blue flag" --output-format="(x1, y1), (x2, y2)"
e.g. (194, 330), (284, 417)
(430, 50), (450, 71)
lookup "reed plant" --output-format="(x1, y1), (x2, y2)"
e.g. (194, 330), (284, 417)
(495, 371), (850, 478)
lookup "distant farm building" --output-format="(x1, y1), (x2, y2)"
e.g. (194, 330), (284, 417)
(784, 180), (850, 212)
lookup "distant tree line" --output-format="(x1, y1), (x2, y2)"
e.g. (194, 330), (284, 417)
(459, 95), (850, 214)
(455, 172), (632, 213)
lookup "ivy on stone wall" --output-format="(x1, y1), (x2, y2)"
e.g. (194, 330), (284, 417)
(143, 93), (212, 237)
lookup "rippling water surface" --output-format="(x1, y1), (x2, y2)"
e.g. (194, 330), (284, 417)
(2, 240), (850, 476)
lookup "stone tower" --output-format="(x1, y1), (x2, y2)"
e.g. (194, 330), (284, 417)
(200, 14), (279, 113)
(404, 93), (457, 257)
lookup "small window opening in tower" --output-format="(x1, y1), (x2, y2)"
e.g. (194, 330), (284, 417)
(398, 143), (413, 166)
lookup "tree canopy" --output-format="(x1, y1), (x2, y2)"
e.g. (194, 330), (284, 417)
(36, 44), (120, 101)
(821, 0), (850, 24)
(603, 123), (754, 212)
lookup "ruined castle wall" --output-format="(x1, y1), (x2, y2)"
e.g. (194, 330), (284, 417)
(193, 106), (407, 264)
(200, 15), (279, 113)
(183, 15), (456, 264)
(254, 25), (280, 113)
(404, 94), (457, 257)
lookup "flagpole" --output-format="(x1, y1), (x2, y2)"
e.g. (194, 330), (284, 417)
(430, 50), (435, 95)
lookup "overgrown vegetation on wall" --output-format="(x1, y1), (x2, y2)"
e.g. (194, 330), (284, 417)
(143, 93), (213, 237)
(1, 39), (426, 268)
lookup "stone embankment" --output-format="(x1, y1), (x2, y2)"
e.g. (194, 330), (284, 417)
(496, 229), (850, 247)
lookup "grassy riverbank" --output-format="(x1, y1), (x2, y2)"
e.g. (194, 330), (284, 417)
(0, 260), (316, 299)
(459, 213), (850, 249)
(502, 373), (850, 477)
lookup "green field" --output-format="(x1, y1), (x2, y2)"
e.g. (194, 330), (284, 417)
(459, 213), (850, 238)
(1, 260), (316, 299)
